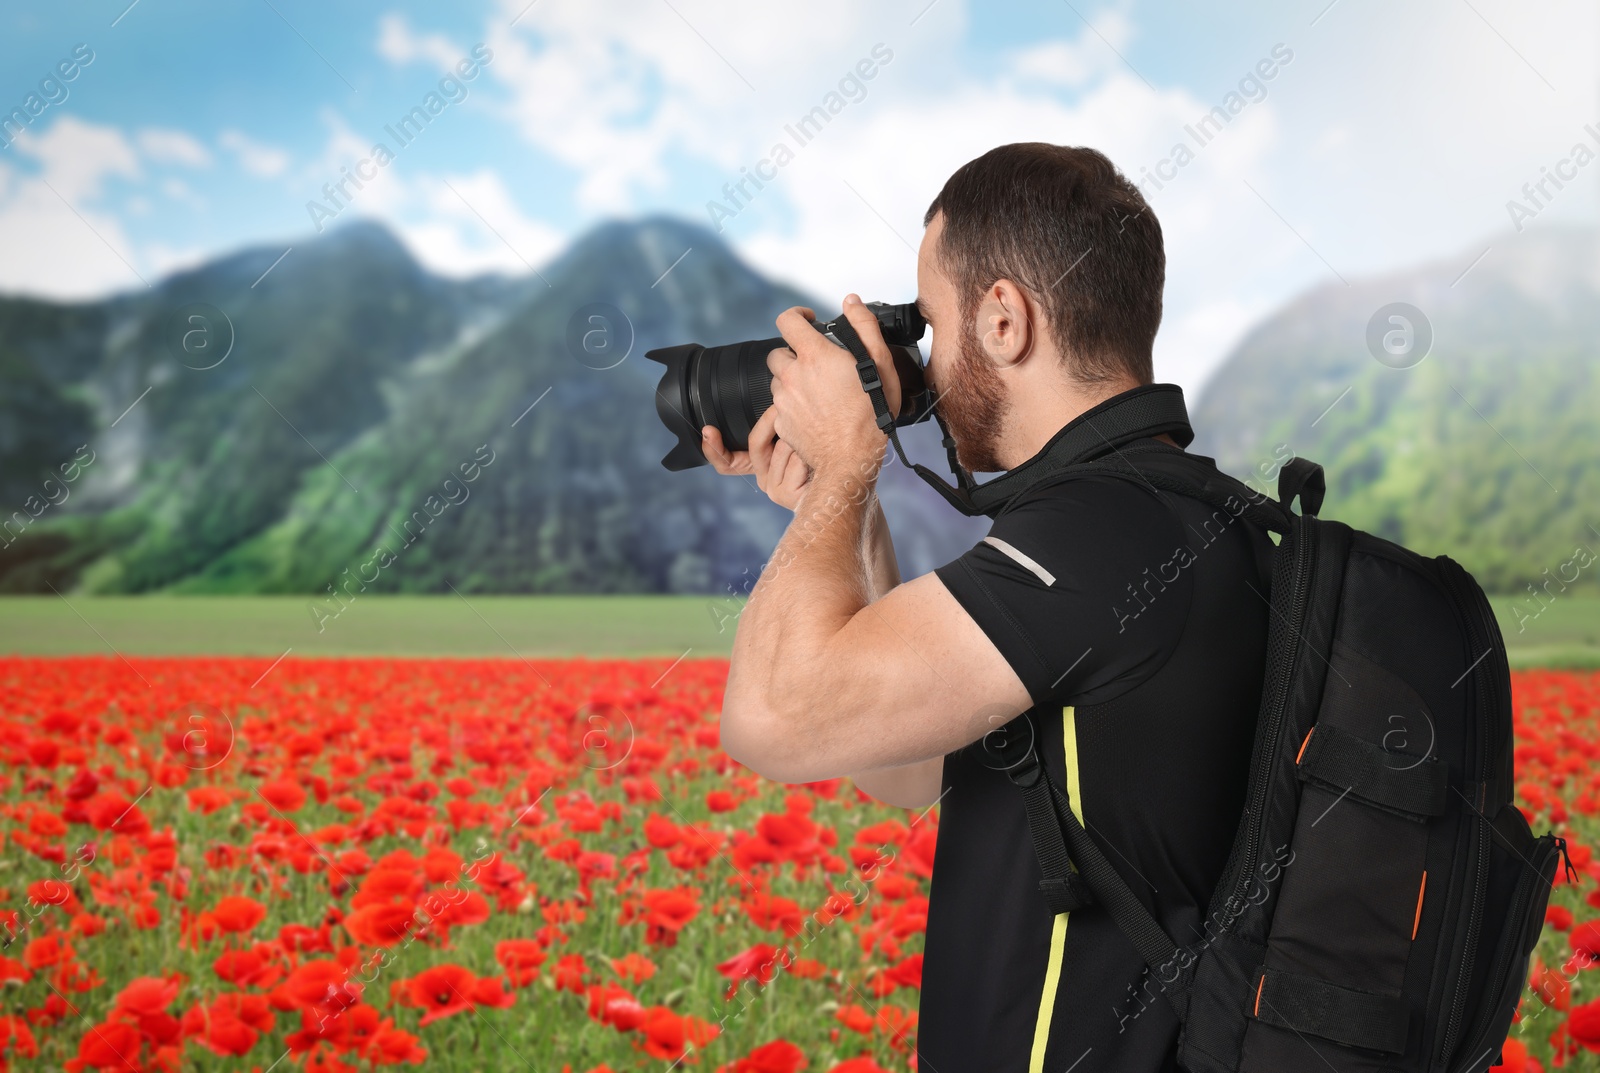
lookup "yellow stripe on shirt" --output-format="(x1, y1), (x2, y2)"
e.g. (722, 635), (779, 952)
(1029, 706), (1083, 1073)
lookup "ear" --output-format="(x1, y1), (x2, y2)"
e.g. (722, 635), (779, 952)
(976, 279), (1035, 368)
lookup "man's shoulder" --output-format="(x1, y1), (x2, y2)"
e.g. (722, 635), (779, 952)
(995, 468), (1183, 526)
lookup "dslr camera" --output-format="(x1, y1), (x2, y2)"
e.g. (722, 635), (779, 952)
(645, 301), (933, 471)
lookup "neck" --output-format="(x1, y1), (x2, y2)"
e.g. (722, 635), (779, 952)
(997, 376), (1142, 470)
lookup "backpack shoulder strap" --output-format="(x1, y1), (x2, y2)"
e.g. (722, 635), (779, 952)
(1000, 715), (1197, 1019)
(994, 441), (1312, 537)
(993, 444), (1333, 1025)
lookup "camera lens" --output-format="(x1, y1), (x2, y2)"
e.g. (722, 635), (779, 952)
(648, 336), (786, 470)
(646, 301), (929, 471)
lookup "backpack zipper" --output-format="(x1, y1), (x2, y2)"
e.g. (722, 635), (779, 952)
(1224, 516), (1315, 928)
(1446, 834), (1563, 1073)
(1436, 560), (1503, 1065)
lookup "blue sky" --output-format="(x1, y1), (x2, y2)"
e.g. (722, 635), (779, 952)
(1, 0), (1595, 393)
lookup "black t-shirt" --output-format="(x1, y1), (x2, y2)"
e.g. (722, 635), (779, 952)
(918, 457), (1272, 1073)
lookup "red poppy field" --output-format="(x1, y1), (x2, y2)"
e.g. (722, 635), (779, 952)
(1, 657), (1598, 1073)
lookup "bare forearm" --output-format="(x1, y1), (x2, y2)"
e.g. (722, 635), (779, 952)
(725, 457), (881, 751)
(862, 494), (901, 601)
(851, 754), (944, 809)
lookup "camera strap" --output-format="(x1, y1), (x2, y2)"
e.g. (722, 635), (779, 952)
(828, 315), (898, 431)
(829, 315), (979, 504)
(920, 383), (1195, 518)
(828, 317), (1194, 521)
(827, 316), (928, 477)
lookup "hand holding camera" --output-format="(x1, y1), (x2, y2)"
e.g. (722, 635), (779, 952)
(701, 409), (811, 511)
(769, 294), (908, 479)
(646, 296), (930, 486)
(695, 295), (920, 508)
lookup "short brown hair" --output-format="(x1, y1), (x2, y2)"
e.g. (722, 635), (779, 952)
(923, 142), (1164, 384)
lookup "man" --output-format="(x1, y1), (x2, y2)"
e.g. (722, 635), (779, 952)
(706, 142), (1271, 1073)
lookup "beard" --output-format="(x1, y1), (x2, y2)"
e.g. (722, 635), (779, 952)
(933, 316), (1009, 473)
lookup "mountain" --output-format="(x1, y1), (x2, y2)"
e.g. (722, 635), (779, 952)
(0, 216), (988, 595)
(1191, 225), (1600, 595)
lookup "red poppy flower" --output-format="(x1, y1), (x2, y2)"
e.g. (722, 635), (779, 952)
(84, 792), (150, 835)
(552, 954), (589, 994)
(634, 1005), (719, 1060)
(835, 1005), (874, 1035)
(1572, 998), (1600, 1051)
(400, 965), (479, 1026)
(717, 943), (783, 999)
(365, 1018), (428, 1065)
(587, 982), (640, 1027)
(276, 959), (362, 1014)
(64, 1020), (141, 1073)
(257, 778), (308, 813)
(1487, 1036), (1536, 1072)
(470, 974), (515, 1010)
(351, 867), (426, 909)
(731, 1039), (807, 1073)
(496, 939), (548, 987)
(0, 1015), (39, 1062)
(114, 975), (181, 1017)
(0, 953), (33, 987)
(1531, 956), (1571, 1011)
(209, 896), (266, 935)
(186, 789), (232, 815)
(883, 953), (924, 990)
(181, 992), (276, 1056)
(212, 946), (281, 989)
(343, 901), (417, 946)
(825, 1058), (892, 1073)
(1568, 920), (1600, 975)
(643, 814), (681, 848)
(641, 888), (701, 945)
(610, 952), (657, 984)
(744, 892), (804, 936)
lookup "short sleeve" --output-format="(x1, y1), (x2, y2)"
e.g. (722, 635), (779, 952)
(932, 476), (1194, 708)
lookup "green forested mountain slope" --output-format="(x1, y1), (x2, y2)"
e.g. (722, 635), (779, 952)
(14, 214), (1590, 598)
(0, 217), (988, 595)
(1191, 226), (1600, 595)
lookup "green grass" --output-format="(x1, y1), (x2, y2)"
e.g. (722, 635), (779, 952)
(0, 595), (742, 658)
(1491, 593), (1600, 669)
(0, 593), (1596, 666)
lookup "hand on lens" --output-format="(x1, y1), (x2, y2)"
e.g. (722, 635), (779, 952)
(769, 294), (896, 477)
(701, 405), (811, 511)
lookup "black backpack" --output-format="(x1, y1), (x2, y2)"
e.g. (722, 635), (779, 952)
(957, 388), (1575, 1073)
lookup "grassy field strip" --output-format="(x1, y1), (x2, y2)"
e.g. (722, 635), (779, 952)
(0, 594), (1597, 665)
(0, 596), (739, 658)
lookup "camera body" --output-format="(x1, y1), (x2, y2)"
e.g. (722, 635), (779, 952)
(646, 301), (931, 471)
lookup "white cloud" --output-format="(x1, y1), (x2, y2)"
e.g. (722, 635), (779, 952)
(1006, 9), (1131, 89)
(393, 169), (564, 276)
(1156, 298), (1270, 393)
(160, 176), (204, 206)
(3, 0), (1596, 401)
(219, 129), (291, 178)
(297, 105), (561, 275)
(145, 242), (209, 278)
(376, 12), (468, 71)
(733, 61), (1285, 392)
(0, 118), (147, 297)
(1308, 122), (1352, 161)
(136, 128), (212, 167)
(476, 0), (894, 211)
(456, 0), (1306, 393)
(11, 115), (140, 201)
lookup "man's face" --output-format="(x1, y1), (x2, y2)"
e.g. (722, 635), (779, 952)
(916, 213), (1010, 473)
